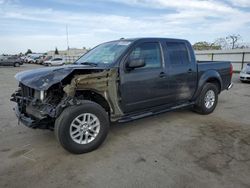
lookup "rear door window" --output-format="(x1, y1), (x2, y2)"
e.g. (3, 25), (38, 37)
(166, 42), (190, 65)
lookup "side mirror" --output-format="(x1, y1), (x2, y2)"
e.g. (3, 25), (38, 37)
(127, 58), (145, 69)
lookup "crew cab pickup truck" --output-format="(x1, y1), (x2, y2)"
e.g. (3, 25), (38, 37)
(11, 38), (233, 154)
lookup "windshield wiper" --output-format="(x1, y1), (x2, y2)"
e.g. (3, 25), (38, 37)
(79, 62), (98, 67)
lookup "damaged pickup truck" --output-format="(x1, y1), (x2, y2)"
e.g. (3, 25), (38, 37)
(11, 38), (233, 154)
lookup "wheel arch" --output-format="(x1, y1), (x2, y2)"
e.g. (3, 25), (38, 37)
(75, 89), (111, 115)
(192, 70), (222, 101)
(206, 77), (221, 93)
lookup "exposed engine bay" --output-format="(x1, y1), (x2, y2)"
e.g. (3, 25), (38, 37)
(11, 66), (124, 129)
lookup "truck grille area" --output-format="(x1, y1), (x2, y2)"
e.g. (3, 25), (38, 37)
(20, 83), (34, 98)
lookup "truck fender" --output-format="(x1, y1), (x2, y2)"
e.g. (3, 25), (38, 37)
(192, 70), (222, 101)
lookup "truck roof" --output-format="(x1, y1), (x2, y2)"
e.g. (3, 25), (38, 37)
(113, 37), (188, 42)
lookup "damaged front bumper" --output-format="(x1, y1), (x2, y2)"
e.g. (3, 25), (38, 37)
(13, 103), (55, 129)
(13, 105), (50, 129)
(11, 90), (81, 129)
(11, 92), (56, 129)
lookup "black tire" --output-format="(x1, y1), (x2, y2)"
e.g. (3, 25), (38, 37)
(55, 100), (109, 154)
(193, 83), (219, 115)
(14, 62), (20, 67)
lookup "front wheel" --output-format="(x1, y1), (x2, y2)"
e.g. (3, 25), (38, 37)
(193, 83), (219, 115)
(55, 101), (109, 154)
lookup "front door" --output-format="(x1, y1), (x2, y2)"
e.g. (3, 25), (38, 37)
(119, 41), (170, 113)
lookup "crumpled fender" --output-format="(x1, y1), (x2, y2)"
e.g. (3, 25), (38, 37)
(14, 65), (105, 90)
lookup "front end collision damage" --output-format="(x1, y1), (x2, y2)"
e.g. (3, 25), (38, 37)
(63, 69), (124, 120)
(11, 68), (124, 129)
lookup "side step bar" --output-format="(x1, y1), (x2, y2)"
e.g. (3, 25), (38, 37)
(118, 102), (195, 123)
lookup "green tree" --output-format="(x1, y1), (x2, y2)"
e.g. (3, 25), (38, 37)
(25, 49), (32, 55)
(55, 47), (59, 55)
(193, 41), (221, 51)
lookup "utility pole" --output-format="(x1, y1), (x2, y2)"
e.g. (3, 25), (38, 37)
(66, 24), (69, 62)
(66, 24), (69, 50)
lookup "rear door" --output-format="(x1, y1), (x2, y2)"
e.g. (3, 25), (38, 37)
(165, 41), (197, 102)
(119, 40), (171, 113)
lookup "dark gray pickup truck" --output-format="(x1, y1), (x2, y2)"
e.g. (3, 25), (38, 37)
(11, 38), (233, 154)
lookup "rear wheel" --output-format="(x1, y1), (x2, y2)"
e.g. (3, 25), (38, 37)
(193, 83), (218, 115)
(55, 100), (109, 154)
(14, 62), (20, 67)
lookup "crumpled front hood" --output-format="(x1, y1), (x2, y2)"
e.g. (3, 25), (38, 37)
(15, 64), (105, 90)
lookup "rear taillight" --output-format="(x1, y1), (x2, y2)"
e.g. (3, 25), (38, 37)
(230, 64), (233, 79)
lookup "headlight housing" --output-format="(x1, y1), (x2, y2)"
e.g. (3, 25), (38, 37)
(34, 90), (46, 101)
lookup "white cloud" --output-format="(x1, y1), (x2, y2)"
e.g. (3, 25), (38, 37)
(0, 0), (250, 54)
(109, 0), (234, 12)
(0, 34), (95, 54)
(226, 0), (250, 7)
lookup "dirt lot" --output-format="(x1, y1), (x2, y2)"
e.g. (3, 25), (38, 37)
(0, 64), (250, 188)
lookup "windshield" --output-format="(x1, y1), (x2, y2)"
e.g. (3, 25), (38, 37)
(75, 41), (131, 65)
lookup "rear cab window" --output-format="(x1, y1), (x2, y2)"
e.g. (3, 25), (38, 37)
(166, 41), (190, 65)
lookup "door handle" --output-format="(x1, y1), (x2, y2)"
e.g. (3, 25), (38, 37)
(159, 72), (166, 78)
(187, 69), (193, 73)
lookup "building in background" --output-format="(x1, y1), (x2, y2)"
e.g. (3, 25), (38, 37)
(47, 48), (88, 63)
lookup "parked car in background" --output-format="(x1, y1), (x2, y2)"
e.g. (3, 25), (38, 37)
(26, 56), (39, 64)
(240, 63), (250, 83)
(25, 53), (44, 64)
(20, 56), (26, 63)
(21, 56), (29, 63)
(0, 55), (23, 67)
(26, 57), (35, 63)
(43, 57), (65, 66)
(37, 55), (52, 65)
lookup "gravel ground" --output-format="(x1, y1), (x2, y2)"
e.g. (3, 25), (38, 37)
(0, 64), (250, 188)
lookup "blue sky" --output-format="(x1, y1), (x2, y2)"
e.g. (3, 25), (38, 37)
(0, 0), (250, 54)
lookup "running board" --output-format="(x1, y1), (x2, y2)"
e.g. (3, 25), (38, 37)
(118, 102), (195, 123)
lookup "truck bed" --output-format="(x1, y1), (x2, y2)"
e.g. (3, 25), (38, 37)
(197, 61), (232, 91)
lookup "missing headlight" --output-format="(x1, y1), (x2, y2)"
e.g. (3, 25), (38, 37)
(34, 90), (46, 101)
